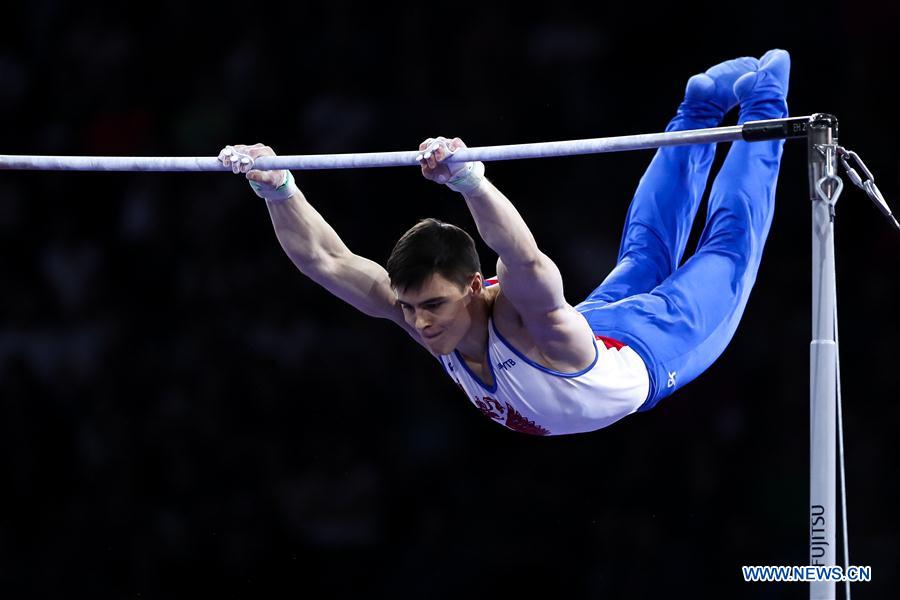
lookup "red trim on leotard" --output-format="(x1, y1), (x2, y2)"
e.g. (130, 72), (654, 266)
(595, 335), (626, 350)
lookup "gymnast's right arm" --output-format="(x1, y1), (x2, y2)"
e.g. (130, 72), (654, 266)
(218, 144), (425, 345)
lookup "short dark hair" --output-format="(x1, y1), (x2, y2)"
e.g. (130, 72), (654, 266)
(386, 218), (481, 292)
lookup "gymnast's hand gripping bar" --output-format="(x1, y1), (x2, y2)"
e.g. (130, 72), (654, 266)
(0, 116), (811, 172)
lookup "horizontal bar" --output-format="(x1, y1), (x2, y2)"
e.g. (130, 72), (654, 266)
(0, 116), (811, 172)
(743, 116), (810, 141)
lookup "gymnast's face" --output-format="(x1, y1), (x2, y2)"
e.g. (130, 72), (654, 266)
(397, 272), (481, 355)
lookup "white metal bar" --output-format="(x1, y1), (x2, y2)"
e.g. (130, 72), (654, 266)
(0, 125), (752, 172)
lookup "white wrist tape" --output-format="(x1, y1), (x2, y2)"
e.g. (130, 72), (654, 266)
(249, 169), (298, 203)
(446, 161), (486, 194)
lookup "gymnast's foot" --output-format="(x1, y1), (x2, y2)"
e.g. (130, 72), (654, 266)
(672, 56), (759, 128)
(734, 49), (790, 122)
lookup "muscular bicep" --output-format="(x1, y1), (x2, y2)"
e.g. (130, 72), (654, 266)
(495, 253), (568, 319)
(494, 253), (595, 358)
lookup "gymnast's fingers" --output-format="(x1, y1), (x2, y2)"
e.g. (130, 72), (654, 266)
(424, 138), (446, 169)
(218, 146), (234, 167)
(419, 138), (441, 160)
(246, 143), (273, 157)
(432, 141), (447, 162)
(417, 138), (435, 160)
(420, 164), (447, 184)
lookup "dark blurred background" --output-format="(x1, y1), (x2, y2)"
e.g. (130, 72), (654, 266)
(1, 1), (897, 598)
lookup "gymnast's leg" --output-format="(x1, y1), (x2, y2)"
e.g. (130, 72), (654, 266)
(579, 56), (759, 305)
(635, 49), (791, 408)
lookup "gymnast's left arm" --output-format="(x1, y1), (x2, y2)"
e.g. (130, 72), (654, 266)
(418, 137), (568, 321)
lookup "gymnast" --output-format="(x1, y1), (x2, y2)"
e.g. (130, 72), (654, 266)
(218, 49), (791, 436)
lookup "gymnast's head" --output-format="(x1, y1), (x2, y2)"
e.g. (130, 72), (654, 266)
(387, 218), (484, 354)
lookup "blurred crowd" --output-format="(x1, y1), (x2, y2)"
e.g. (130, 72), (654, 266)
(1, 2), (897, 597)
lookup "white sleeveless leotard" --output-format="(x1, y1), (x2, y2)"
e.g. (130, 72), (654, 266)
(437, 310), (650, 436)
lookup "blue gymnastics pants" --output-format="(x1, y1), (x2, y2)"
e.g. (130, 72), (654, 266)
(576, 96), (787, 410)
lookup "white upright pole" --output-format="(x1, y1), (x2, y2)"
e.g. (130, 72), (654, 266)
(808, 113), (840, 600)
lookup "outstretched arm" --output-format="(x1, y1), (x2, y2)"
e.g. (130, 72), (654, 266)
(418, 138), (567, 321)
(265, 197), (400, 318)
(461, 178), (567, 317)
(219, 144), (426, 347)
(418, 137), (593, 363)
